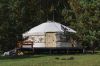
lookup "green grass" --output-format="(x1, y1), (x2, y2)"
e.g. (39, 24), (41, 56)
(0, 54), (100, 66)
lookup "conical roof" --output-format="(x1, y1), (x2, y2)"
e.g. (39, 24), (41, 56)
(23, 21), (76, 37)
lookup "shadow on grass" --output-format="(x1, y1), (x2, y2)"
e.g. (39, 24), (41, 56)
(0, 51), (100, 60)
(0, 55), (46, 60)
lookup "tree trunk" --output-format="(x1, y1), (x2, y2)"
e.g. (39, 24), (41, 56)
(90, 41), (95, 54)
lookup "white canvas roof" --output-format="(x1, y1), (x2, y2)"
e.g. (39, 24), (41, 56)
(23, 21), (76, 37)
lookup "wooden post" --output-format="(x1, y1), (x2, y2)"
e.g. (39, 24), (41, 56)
(32, 42), (34, 55)
(49, 49), (52, 54)
(83, 48), (85, 54)
(66, 49), (68, 54)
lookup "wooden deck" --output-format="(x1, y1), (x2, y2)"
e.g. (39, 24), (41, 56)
(17, 40), (83, 54)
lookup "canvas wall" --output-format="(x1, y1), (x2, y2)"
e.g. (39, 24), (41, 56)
(27, 32), (76, 48)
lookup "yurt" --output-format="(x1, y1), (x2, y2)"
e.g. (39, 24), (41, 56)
(23, 21), (77, 48)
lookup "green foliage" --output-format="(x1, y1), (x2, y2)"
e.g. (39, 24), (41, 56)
(0, 0), (100, 51)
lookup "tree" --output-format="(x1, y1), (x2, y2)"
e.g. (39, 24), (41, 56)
(0, 0), (100, 52)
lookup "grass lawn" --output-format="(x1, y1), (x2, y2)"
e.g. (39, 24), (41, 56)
(0, 53), (100, 66)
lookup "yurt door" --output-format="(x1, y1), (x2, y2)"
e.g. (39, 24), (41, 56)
(45, 32), (56, 47)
